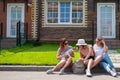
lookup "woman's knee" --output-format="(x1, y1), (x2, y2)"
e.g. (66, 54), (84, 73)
(90, 58), (94, 61)
(67, 57), (72, 62)
(69, 57), (72, 60)
(58, 60), (66, 65)
(95, 56), (102, 62)
(99, 62), (107, 68)
(60, 60), (66, 63)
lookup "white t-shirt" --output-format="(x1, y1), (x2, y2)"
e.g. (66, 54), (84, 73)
(93, 44), (104, 57)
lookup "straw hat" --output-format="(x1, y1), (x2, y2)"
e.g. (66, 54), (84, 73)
(76, 39), (87, 46)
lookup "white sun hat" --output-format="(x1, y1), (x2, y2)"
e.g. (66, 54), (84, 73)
(76, 39), (87, 46)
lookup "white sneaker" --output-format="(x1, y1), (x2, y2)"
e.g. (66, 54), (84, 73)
(106, 65), (117, 77)
(86, 69), (92, 77)
(110, 70), (117, 77)
(59, 68), (65, 75)
(46, 69), (54, 74)
(112, 68), (117, 73)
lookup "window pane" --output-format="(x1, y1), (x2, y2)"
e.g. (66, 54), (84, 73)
(11, 7), (16, 20)
(60, 8), (65, 12)
(60, 2), (70, 23)
(72, 1), (83, 23)
(47, 2), (58, 23)
(17, 7), (22, 21)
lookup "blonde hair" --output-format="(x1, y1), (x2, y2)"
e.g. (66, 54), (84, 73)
(96, 36), (104, 47)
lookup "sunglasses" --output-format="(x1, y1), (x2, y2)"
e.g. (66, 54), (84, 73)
(64, 42), (68, 45)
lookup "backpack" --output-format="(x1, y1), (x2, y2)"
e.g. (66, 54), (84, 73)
(72, 59), (85, 74)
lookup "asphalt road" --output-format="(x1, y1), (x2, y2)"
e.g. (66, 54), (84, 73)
(0, 71), (120, 80)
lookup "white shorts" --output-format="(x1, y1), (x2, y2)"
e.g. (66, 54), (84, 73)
(60, 57), (66, 63)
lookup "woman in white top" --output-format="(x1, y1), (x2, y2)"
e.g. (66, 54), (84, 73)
(93, 36), (117, 77)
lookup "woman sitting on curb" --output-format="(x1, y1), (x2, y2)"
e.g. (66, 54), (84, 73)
(76, 39), (95, 77)
(46, 38), (74, 75)
(93, 36), (117, 77)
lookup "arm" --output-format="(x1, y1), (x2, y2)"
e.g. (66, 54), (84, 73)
(67, 49), (75, 57)
(56, 48), (63, 60)
(80, 51), (84, 60)
(56, 49), (67, 60)
(102, 40), (108, 53)
(70, 50), (74, 57)
(56, 52), (62, 60)
(84, 46), (92, 60)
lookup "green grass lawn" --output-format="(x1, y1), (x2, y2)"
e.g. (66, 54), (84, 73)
(0, 41), (80, 65)
(1, 41), (119, 66)
(117, 48), (120, 53)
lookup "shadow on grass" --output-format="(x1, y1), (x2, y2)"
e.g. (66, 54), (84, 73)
(0, 41), (58, 53)
(0, 41), (78, 54)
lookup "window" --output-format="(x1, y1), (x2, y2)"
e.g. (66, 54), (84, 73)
(47, 2), (58, 23)
(72, 2), (83, 23)
(47, 0), (84, 24)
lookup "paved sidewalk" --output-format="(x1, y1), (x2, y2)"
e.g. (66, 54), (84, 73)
(0, 71), (120, 80)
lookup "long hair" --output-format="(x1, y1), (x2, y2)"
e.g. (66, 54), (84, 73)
(96, 36), (104, 47)
(60, 38), (67, 50)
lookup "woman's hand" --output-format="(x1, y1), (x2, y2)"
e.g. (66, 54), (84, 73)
(102, 40), (106, 45)
(80, 58), (84, 61)
(73, 47), (78, 51)
(101, 40), (108, 52)
(61, 54), (68, 58)
(80, 58), (88, 65)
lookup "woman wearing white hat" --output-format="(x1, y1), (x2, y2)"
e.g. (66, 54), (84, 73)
(76, 39), (95, 77)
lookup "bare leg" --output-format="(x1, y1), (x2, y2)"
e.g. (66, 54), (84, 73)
(83, 60), (89, 65)
(91, 55), (102, 69)
(53, 60), (66, 71)
(86, 59), (93, 77)
(87, 59), (94, 70)
(46, 60), (66, 74)
(59, 57), (72, 75)
(62, 57), (72, 69)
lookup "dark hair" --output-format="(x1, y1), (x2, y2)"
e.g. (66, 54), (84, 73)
(60, 38), (68, 50)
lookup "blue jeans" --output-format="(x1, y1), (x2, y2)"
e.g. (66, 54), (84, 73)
(99, 53), (115, 74)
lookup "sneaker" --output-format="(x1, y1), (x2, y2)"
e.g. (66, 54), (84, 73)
(110, 70), (117, 77)
(46, 69), (54, 74)
(112, 68), (117, 73)
(59, 68), (65, 75)
(86, 69), (92, 77)
(106, 65), (117, 77)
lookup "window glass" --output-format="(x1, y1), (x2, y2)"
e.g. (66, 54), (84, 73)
(72, 1), (83, 23)
(60, 2), (70, 23)
(47, 0), (84, 24)
(47, 2), (58, 23)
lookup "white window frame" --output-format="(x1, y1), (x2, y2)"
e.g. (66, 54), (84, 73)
(97, 3), (116, 38)
(45, 0), (85, 26)
(7, 3), (24, 38)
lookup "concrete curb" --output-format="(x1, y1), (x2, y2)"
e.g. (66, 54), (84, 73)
(0, 65), (54, 71)
(0, 64), (120, 72)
